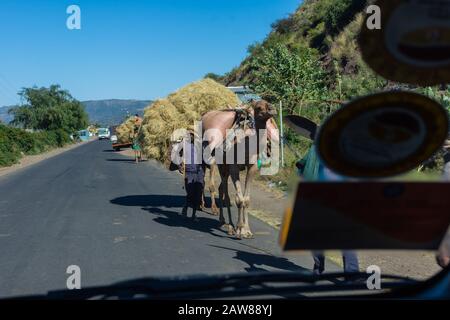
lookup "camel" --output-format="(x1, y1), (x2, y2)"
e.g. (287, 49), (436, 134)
(202, 100), (278, 238)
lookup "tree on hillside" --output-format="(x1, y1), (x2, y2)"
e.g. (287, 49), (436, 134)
(204, 73), (223, 82)
(249, 43), (327, 115)
(8, 85), (88, 133)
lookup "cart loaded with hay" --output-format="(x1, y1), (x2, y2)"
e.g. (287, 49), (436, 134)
(113, 115), (144, 151)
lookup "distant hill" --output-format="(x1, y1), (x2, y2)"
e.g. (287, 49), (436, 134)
(0, 99), (153, 127)
(81, 99), (152, 126)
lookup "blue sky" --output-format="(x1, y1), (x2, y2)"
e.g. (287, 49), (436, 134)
(0, 0), (301, 106)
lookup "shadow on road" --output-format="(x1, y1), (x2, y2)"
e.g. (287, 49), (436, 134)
(106, 159), (135, 162)
(209, 244), (309, 273)
(142, 207), (228, 238)
(106, 159), (149, 163)
(111, 194), (186, 207)
(110, 194), (217, 209)
(110, 195), (229, 237)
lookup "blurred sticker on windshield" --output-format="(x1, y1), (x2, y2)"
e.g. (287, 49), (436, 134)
(359, 0), (450, 85)
(280, 182), (450, 251)
(316, 91), (448, 178)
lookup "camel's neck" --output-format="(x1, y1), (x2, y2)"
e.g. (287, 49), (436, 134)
(254, 118), (269, 156)
(254, 118), (268, 131)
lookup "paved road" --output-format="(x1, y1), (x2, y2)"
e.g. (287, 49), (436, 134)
(0, 140), (335, 298)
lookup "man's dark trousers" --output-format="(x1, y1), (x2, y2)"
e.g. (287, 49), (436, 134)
(312, 251), (359, 274)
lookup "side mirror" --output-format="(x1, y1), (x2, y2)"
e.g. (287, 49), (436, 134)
(283, 115), (318, 141)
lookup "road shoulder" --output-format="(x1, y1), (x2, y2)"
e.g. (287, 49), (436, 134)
(0, 139), (94, 179)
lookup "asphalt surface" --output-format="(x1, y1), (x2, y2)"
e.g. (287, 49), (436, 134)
(0, 140), (336, 298)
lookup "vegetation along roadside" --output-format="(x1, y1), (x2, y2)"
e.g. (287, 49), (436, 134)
(0, 85), (89, 167)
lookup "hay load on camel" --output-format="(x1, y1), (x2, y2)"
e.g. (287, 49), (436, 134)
(138, 78), (241, 165)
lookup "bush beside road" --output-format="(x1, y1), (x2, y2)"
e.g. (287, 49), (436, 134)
(0, 125), (72, 167)
(0, 135), (93, 178)
(1, 84), (89, 168)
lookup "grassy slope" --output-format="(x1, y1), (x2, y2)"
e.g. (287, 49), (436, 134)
(220, 0), (374, 91)
(220, 0), (377, 187)
(215, 0), (447, 185)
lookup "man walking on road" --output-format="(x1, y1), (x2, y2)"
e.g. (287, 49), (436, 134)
(180, 130), (205, 220)
(132, 114), (143, 163)
(297, 146), (360, 277)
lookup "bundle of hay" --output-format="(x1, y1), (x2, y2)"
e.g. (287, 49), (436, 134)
(139, 99), (181, 161)
(115, 117), (136, 144)
(168, 78), (240, 122)
(138, 78), (240, 166)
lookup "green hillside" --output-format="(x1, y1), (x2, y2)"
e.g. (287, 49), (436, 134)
(209, 0), (450, 183)
(218, 0), (449, 113)
(220, 0), (382, 102)
(209, 0), (382, 172)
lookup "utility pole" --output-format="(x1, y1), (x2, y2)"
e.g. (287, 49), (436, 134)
(279, 101), (284, 168)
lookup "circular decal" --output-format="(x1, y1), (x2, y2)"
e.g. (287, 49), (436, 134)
(317, 91), (449, 178)
(359, 0), (450, 85)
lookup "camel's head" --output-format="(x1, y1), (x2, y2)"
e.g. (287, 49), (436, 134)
(251, 100), (277, 121)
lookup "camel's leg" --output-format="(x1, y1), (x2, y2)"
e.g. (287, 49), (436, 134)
(209, 164), (219, 215)
(217, 165), (227, 225)
(218, 165), (234, 235)
(223, 174), (234, 230)
(239, 164), (258, 238)
(222, 170), (235, 235)
(218, 179), (226, 225)
(230, 166), (246, 238)
(200, 190), (206, 211)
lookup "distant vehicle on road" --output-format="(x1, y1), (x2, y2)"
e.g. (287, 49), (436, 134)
(110, 134), (118, 144)
(78, 130), (90, 142)
(98, 128), (111, 140)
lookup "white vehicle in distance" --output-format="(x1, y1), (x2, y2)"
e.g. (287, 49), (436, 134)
(97, 128), (111, 140)
(110, 134), (118, 144)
